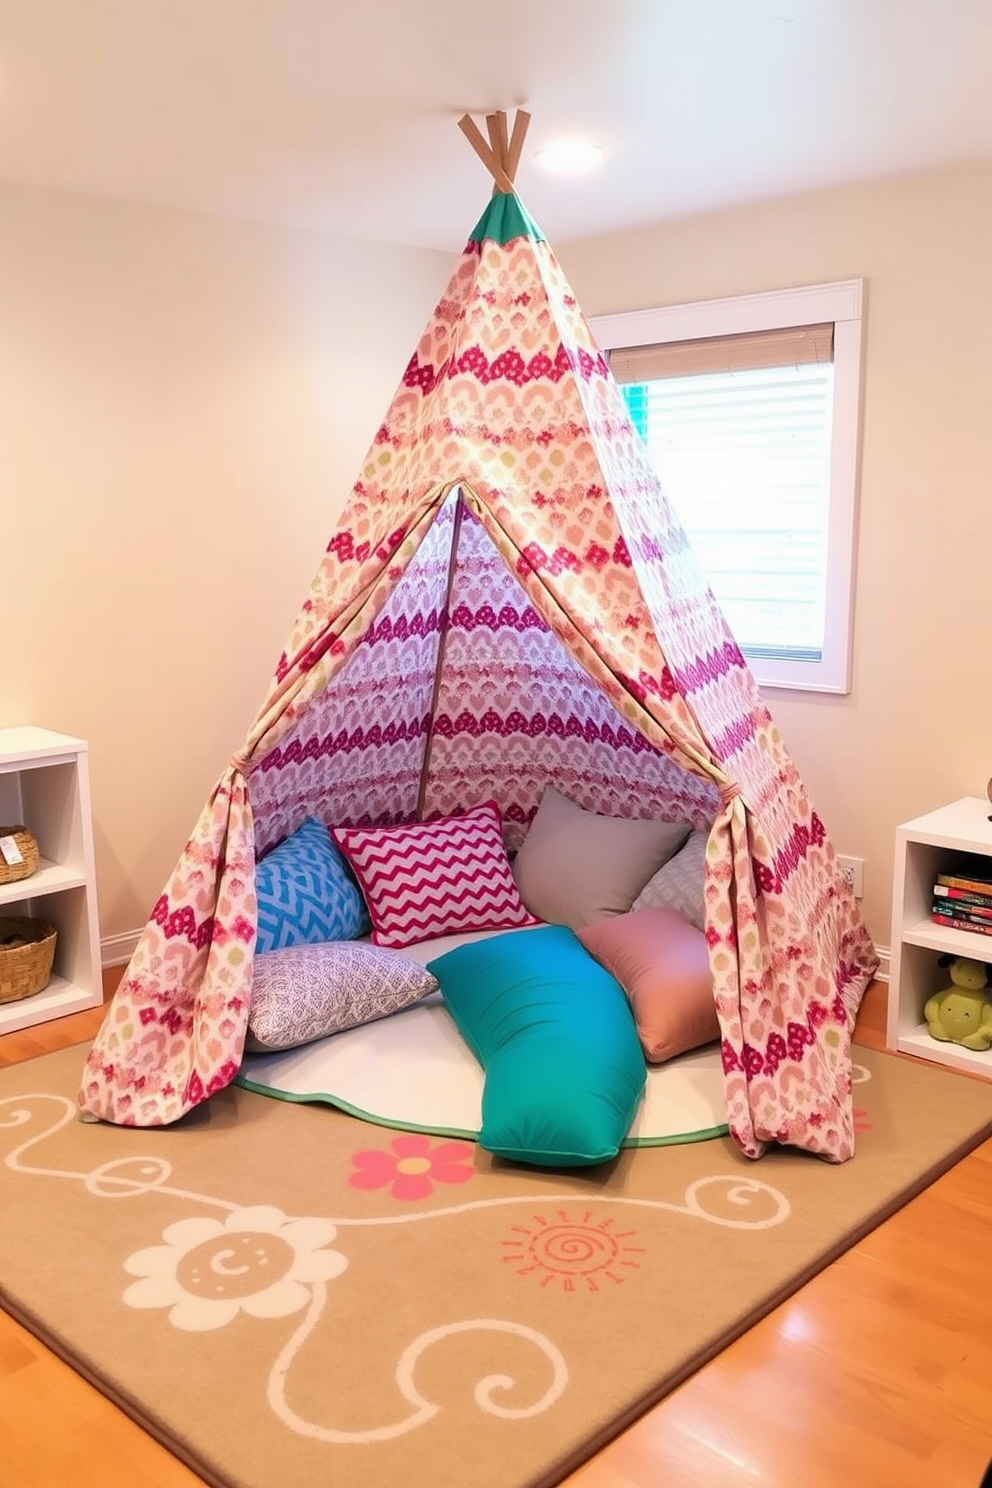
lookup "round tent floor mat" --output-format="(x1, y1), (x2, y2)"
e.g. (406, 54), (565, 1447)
(237, 997), (728, 1148)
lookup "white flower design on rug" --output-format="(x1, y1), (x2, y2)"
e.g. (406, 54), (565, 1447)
(122, 1204), (347, 1332)
(1, 1087), (797, 1455)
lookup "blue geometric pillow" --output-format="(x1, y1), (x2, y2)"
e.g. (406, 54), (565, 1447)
(255, 818), (370, 953)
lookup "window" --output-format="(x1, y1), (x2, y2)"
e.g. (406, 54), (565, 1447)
(590, 280), (864, 694)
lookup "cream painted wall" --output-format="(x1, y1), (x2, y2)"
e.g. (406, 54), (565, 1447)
(559, 161), (992, 948)
(1, 182), (450, 941)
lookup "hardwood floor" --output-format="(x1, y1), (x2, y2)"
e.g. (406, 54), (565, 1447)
(2, 976), (991, 1488)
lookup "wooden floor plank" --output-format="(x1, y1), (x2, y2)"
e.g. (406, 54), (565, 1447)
(1, 977), (991, 1488)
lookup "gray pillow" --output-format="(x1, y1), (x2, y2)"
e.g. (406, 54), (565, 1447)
(632, 829), (709, 930)
(245, 942), (437, 1053)
(511, 785), (692, 930)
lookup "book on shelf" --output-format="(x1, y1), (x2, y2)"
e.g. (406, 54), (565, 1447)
(935, 865), (992, 896)
(933, 882), (992, 910)
(931, 910), (992, 939)
(932, 896), (992, 923)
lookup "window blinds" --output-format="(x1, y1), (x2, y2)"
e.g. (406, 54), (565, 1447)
(611, 325), (835, 662)
(609, 323), (834, 383)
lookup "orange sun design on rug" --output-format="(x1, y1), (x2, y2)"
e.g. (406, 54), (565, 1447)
(501, 1210), (644, 1292)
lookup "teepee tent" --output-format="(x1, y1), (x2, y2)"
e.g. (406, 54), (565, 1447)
(79, 111), (878, 1159)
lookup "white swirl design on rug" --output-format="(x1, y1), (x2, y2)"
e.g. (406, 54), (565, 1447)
(1, 1092), (790, 1444)
(269, 1310), (569, 1442)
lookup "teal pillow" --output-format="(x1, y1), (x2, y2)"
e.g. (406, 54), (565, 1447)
(255, 817), (370, 953)
(428, 925), (646, 1167)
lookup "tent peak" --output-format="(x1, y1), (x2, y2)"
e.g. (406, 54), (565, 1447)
(458, 109), (531, 195)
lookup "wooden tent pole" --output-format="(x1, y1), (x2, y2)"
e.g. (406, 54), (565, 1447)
(415, 492), (466, 821)
(504, 109), (531, 183)
(458, 113), (516, 193)
(485, 111), (510, 197)
(486, 111), (509, 164)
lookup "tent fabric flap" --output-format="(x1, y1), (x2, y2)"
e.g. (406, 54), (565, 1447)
(79, 490), (457, 1127)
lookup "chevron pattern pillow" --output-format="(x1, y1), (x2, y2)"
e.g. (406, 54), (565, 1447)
(333, 801), (538, 949)
(255, 817), (370, 953)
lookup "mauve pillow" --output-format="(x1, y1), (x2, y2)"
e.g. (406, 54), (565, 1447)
(577, 906), (719, 1063)
(511, 785), (691, 930)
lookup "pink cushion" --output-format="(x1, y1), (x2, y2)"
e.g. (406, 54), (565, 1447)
(332, 802), (538, 949)
(577, 907), (719, 1063)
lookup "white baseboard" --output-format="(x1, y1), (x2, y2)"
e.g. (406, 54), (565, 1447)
(874, 947), (890, 983)
(100, 930), (141, 968)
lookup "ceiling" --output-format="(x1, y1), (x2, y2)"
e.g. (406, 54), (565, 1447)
(1, 0), (991, 253)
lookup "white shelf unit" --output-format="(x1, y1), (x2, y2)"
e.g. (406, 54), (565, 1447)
(888, 796), (992, 1079)
(0, 726), (103, 1034)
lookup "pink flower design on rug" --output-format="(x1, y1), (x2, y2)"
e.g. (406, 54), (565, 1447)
(853, 1107), (873, 1135)
(348, 1134), (475, 1200)
(501, 1209), (644, 1293)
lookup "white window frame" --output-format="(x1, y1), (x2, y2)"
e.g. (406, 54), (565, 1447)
(590, 279), (864, 695)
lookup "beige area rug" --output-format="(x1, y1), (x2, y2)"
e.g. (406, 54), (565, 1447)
(2, 1046), (991, 1488)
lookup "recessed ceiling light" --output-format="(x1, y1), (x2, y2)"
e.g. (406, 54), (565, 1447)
(535, 138), (606, 176)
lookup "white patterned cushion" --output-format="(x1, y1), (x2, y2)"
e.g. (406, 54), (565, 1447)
(332, 801), (538, 949)
(632, 829), (709, 930)
(244, 942), (437, 1053)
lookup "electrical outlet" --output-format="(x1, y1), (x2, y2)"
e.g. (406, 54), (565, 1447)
(838, 855), (865, 898)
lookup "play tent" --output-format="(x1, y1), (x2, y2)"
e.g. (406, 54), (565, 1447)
(78, 111), (878, 1159)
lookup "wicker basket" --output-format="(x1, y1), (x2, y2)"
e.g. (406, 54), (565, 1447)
(0, 826), (40, 886)
(0, 916), (57, 1004)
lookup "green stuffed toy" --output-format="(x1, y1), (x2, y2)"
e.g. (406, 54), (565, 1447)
(924, 956), (992, 1051)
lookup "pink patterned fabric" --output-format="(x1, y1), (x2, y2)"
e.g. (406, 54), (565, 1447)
(78, 191), (878, 1160)
(333, 801), (537, 948)
(421, 509), (720, 850)
(248, 502), (456, 855)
